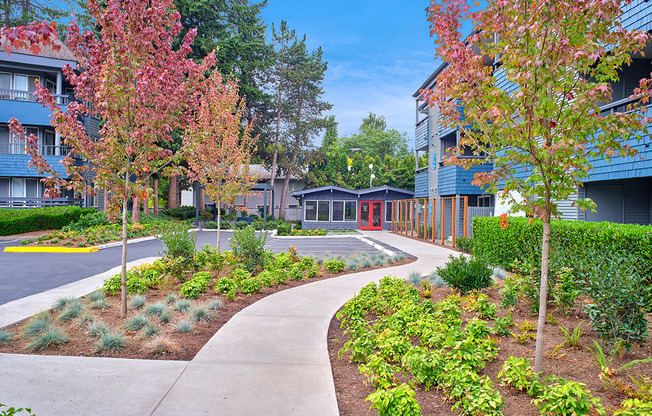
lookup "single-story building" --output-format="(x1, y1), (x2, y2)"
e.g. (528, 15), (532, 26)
(291, 185), (414, 230)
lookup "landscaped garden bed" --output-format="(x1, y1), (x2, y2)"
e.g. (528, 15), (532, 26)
(329, 255), (652, 416)
(0, 227), (412, 360)
(18, 211), (171, 248)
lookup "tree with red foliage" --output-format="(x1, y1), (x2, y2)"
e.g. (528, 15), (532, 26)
(9, 0), (215, 317)
(184, 70), (258, 252)
(427, 0), (650, 372)
(1, 21), (60, 55)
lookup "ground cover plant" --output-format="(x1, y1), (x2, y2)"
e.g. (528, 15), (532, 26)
(0, 240), (412, 360)
(21, 212), (172, 248)
(329, 270), (652, 416)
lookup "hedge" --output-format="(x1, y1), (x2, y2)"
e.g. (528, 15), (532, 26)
(472, 216), (652, 276)
(0, 206), (96, 235)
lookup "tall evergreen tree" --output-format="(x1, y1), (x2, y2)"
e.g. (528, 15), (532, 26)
(276, 32), (331, 218)
(0, 0), (67, 27)
(267, 21), (296, 190)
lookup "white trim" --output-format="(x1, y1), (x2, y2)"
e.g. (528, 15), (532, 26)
(331, 200), (358, 222)
(303, 200), (331, 222)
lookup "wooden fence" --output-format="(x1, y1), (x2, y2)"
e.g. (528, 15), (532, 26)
(390, 196), (470, 248)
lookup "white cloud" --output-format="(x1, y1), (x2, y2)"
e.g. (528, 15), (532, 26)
(322, 54), (436, 140)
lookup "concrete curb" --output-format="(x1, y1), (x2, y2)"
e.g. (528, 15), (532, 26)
(355, 235), (396, 257)
(3, 246), (99, 253)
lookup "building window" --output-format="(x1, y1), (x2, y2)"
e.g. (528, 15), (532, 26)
(478, 195), (492, 207)
(305, 201), (317, 221)
(385, 201), (393, 222)
(317, 201), (330, 221)
(26, 179), (39, 198)
(0, 178), (8, 197)
(332, 200), (357, 222)
(0, 73), (10, 99)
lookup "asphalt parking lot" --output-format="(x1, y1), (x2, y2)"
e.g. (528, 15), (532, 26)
(0, 230), (386, 305)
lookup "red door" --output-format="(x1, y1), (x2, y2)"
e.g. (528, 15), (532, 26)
(359, 201), (383, 230)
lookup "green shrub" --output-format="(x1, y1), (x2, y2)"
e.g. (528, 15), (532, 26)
(366, 384), (421, 416)
(160, 222), (197, 260)
(240, 277), (262, 294)
(436, 255), (493, 295)
(533, 376), (605, 416)
(160, 205), (196, 220)
(585, 253), (649, 351)
(472, 216), (652, 279)
(324, 259), (345, 273)
(234, 220), (248, 230)
(179, 271), (212, 299)
(455, 236), (474, 253)
(63, 211), (110, 231)
(205, 221), (218, 229)
(220, 221), (232, 230)
(277, 222), (292, 236)
(252, 220), (264, 230)
(0, 206), (94, 235)
(229, 226), (269, 273)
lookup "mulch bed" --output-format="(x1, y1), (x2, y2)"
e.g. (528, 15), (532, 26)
(0, 258), (416, 361)
(329, 282), (652, 415)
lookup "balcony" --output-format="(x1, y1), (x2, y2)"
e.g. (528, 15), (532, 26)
(0, 89), (72, 105)
(438, 163), (493, 196)
(415, 171), (429, 198)
(415, 118), (429, 150)
(0, 142), (73, 156)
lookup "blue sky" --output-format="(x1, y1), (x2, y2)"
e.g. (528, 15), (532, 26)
(260, 1), (439, 140)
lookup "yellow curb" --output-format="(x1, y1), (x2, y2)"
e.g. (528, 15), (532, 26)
(3, 246), (99, 253)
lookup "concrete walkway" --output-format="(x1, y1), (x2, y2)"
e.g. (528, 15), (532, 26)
(0, 231), (455, 416)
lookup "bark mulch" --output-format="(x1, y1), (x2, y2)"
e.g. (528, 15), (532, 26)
(329, 282), (652, 415)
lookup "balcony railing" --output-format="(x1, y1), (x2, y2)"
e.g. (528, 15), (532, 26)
(0, 142), (73, 156)
(0, 88), (72, 105)
(0, 197), (83, 209)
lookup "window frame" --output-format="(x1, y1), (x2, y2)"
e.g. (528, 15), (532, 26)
(304, 200), (317, 221)
(385, 201), (393, 222)
(304, 200), (332, 222)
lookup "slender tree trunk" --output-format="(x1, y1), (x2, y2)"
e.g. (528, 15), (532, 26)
(121, 178), (129, 318)
(153, 178), (159, 215)
(216, 203), (221, 252)
(198, 186), (205, 213)
(168, 172), (179, 209)
(143, 177), (149, 216)
(100, 189), (106, 212)
(132, 194), (140, 223)
(279, 154), (295, 219)
(534, 211), (551, 373)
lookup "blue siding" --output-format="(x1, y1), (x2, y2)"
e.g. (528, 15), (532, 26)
(0, 100), (55, 125)
(0, 154), (69, 177)
(438, 163), (492, 195)
(495, 68), (519, 95)
(415, 171), (429, 197)
(415, 119), (428, 150)
(621, 0), (652, 32)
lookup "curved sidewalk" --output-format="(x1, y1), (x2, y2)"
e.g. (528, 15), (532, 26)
(1, 232), (455, 416)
